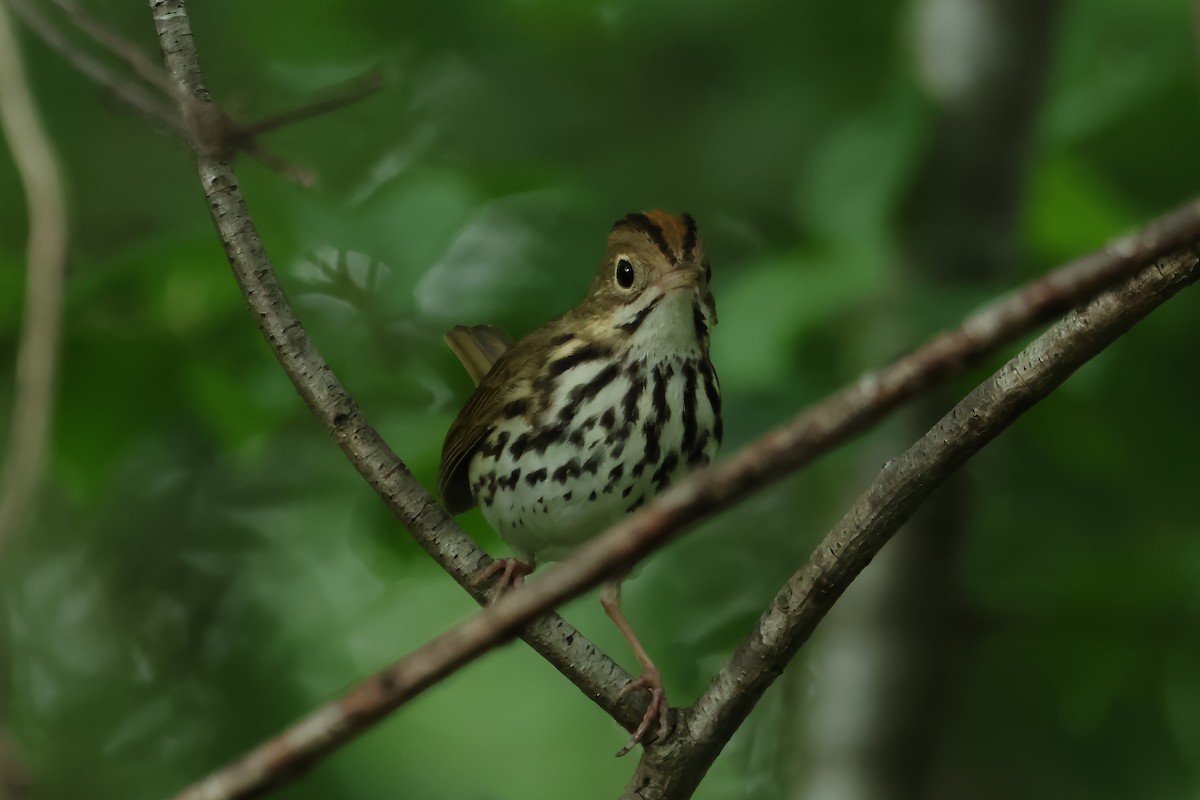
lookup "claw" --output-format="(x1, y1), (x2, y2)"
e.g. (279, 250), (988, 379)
(600, 580), (672, 756)
(615, 669), (670, 757)
(475, 557), (533, 604)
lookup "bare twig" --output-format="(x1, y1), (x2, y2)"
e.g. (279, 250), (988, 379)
(239, 69), (383, 138)
(47, 0), (175, 94)
(0, 0), (69, 557)
(239, 141), (315, 188)
(9, 0), (380, 182)
(6, 0), (184, 134)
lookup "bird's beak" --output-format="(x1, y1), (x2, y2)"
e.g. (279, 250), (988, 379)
(657, 263), (705, 293)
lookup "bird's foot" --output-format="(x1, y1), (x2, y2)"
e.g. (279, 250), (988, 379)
(474, 557), (534, 604)
(615, 667), (670, 757)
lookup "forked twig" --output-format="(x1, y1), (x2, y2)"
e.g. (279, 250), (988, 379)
(8, 0), (382, 181)
(240, 69), (384, 138)
(48, 0), (175, 94)
(6, 0), (183, 134)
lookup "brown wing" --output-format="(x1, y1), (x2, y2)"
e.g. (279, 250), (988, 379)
(437, 337), (532, 514)
(444, 324), (514, 386)
(437, 317), (574, 515)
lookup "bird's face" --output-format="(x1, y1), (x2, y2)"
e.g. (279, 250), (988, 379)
(580, 211), (716, 356)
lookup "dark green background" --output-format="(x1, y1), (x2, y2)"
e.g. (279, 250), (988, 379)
(1, 1), (1198, 798)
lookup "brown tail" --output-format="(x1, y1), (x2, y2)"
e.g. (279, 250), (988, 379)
(443, 324), (514, 385)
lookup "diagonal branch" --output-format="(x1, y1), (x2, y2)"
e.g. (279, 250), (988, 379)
(622, 248), (1200, 798)
(237, 69), (383, 138)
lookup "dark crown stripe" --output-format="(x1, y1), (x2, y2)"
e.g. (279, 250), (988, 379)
(681, 213), (698, 261)
(615, 212), (676, 263)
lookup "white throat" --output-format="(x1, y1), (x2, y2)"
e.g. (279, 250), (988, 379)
(624, 289), (707, 360)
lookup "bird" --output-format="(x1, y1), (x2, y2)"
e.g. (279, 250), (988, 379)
(437, 210), (721, 754)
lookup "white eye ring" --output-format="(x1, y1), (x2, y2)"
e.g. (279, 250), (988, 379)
(614, 256), (635, 289)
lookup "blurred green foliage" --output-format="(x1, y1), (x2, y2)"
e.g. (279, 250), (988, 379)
(0, 0), (1197, 798)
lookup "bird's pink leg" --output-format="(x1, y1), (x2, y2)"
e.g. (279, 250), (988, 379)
(475, 557), (534, 603)
(601, 580), (670, 757)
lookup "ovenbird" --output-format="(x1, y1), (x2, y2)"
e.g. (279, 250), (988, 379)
(437, 210), (721, 753)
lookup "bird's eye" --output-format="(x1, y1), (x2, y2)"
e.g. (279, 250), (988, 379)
(615, 257), (635, 289)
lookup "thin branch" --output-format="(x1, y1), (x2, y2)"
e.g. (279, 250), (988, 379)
(238, 68), (384, 138)
(5, 0), (184, 135)
(0, 0), (69, 557)
(623, 248), (1200, 799)
(9, 0), (380, 182)
(239, 140), (315, 188)
(47, 0), (176, 94)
